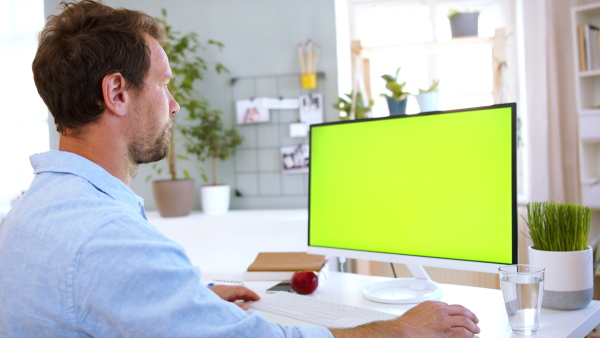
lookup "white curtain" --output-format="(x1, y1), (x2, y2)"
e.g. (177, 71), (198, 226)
(0, 0), (47, 215)
(546, 0), (588, 204)
(517, 0), (597, 204)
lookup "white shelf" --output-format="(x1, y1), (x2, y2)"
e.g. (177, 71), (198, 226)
(581, 142), (600, 181)
(582, 185), (600, 209)
(573, 2), (600, 208)
(579, 115), (600, 139)
(580, 69), (600, 77)
(361, 36), (493, 54)
(580, 108), (600, 116)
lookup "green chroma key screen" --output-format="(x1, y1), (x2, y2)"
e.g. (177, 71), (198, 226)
(309, 104), (516, 264)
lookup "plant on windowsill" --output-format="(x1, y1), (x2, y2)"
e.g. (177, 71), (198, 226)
(333, 91), (374, 120)
(414, 79), (440, 113)
(380, 67), (409, 116)
(180, 100), (243, 215)
(524, 201), (594, 310)
(148, 9), (228, 217)
(448, 9), (481, 38)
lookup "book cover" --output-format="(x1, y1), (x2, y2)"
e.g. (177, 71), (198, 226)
(242, 270), (297, 281)
(592, 26), (600, 70)
(247, 252), (327, 272)
(244, 252), (327, 281)
(579, 26), (587, 71)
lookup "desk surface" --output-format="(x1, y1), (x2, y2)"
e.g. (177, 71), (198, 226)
(148, 210), (600, 338)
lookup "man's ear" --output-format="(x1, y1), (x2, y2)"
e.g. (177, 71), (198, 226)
(102, 73), (130, 117)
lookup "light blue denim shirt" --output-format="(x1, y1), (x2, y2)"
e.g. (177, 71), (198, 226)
(0, 151), (332, 338)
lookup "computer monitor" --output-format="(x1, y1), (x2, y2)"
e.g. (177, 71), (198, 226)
(307, 103), (518, 304)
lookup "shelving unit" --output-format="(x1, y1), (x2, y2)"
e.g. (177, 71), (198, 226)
(572, 3), (600, 208)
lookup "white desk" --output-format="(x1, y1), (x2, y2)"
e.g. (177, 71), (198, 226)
(148, 210), (600, 338)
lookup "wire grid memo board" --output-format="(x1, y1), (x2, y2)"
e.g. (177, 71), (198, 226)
(230, 72), (325, 203)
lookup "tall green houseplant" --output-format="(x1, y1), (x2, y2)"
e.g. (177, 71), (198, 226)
(150, 9), (228, 218)
(152, 9), (228, 181)
(180, 102), (243, 186)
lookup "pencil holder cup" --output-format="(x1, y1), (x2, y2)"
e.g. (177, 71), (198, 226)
(301, 73), (317, 89)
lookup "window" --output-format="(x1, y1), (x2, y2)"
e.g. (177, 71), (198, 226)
(0, 0), (47, 215)
(340, 0), (524, 197)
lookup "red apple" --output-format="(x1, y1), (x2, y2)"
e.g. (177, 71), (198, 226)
(291, 271), (319, 294)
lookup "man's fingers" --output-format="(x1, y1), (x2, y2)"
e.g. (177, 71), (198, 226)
(226, 286), (261, 302)
(235, 302), (250, 311)
(208, 285), (261, 302)
(450, 315), (480, 334)
(446, 304), (479, 324)
(450, 326), (478, 338)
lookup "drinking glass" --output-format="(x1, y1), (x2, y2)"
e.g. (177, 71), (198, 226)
(498, 264), (545, 335)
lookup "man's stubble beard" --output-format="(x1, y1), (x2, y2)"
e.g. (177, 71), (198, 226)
(129, 119), (172, 165)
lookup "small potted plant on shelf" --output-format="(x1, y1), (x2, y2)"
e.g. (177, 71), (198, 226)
(414, 79), (440, 113)
(333, 91), (374, 120)
(149, 9), (228, 218)
(448, 8), (480, 38)
(180, 100), (243, 215)
(380, 67), (410, 116)
(524, 201), (594, 310)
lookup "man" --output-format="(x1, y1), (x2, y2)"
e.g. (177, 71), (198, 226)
(0, 1), (480, 336)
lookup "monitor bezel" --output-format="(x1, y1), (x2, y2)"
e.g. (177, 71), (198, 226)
(307, 103), (519, 274)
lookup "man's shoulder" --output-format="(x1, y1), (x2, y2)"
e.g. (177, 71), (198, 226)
(2, 172), (149, 255)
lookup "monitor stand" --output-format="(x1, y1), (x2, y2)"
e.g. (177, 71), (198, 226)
(362, 264), (442, 304)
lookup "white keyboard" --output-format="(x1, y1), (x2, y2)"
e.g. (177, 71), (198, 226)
(248, 291), (398, 329)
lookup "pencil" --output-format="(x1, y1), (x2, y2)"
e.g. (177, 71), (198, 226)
(306, 39), (313, 74)
(298, 43), (306, 74)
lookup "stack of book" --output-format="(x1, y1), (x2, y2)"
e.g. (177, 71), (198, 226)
(577, 24), (600, 71)
(243, 252), (327, 281)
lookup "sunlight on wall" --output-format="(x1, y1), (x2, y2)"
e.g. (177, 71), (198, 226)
(0, 0), (47, 214)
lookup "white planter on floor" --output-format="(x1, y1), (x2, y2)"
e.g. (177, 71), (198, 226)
(528, 246), (594, 310)
(200, 185), (231, 215)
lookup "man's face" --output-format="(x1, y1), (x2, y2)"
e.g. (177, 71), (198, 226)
(128, 35), (179, 164)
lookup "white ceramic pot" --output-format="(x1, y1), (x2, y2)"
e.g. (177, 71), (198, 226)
(415, 92), (439, 113)
(200, 185), (231, 215)
(528, 246), (594, 310)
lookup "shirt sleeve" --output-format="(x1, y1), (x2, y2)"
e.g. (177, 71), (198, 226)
(70, 217), (332, 338)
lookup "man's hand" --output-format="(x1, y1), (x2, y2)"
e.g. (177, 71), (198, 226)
(330, 300), (480, 337)
(207, 285), (260, 311)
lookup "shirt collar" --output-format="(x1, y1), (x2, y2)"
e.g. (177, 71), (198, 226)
(30, 151), (145, 215)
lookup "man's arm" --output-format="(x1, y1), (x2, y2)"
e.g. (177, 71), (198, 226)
(206, 284), (480, 337)
(329, 301), (480, 337)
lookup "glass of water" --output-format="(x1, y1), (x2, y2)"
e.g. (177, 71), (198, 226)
(499, 264), (545, 335)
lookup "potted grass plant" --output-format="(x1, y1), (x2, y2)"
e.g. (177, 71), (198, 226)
(180, 100), (243, 215)
(148, 9), (228, 217)
(524, 201), (594, 310)
(333, 91), (374, 120)
(414, 79), (440, 113)
(380, 67), (409, 116)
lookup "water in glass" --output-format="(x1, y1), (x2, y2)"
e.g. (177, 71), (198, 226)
(500, 273), (544, 334)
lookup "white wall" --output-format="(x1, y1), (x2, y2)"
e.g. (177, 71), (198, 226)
(43, 0), (339, 210)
